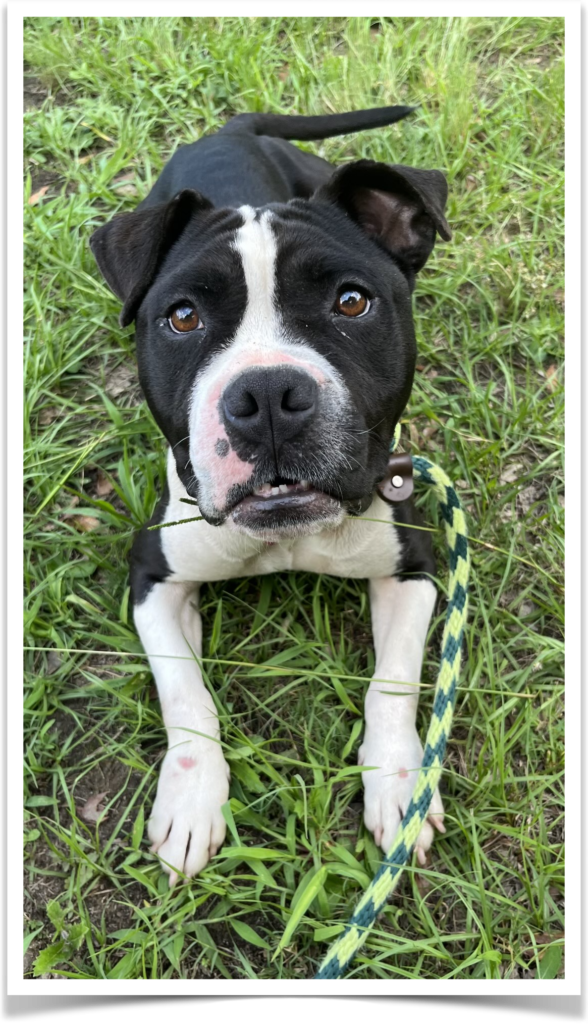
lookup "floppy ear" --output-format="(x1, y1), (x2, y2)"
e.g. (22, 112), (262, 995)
(89, 189), (213, 327)
(315, 159), (451, 283)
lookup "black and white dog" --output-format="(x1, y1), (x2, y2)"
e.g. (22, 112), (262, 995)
(90, 106), (452, 887)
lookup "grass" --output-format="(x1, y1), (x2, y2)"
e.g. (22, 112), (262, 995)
(23, 16), (564, 981)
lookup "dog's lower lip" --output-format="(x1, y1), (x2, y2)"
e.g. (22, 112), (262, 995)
(229, 483), (341, 528)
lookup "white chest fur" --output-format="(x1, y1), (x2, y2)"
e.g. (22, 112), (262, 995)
(161, 451), (402, 583)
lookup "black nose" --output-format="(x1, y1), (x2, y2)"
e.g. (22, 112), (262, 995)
(222, 366), (318, 451)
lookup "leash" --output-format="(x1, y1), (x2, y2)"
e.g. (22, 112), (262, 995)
(314, 426), (470, 979)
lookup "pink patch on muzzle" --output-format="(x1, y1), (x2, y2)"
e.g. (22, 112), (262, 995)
(194, 352), (327, 511)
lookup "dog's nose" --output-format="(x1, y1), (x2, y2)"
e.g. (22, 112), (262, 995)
(222, 366), (318, 449)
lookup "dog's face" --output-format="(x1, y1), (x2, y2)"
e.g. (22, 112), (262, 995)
(91, 160), (450, 539)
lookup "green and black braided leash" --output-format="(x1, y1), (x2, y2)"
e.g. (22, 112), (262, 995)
(315, 428), (470, 979)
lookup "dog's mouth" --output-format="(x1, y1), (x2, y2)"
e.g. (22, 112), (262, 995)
(228, 474), (343, 536)
(250, 475), (313, 499)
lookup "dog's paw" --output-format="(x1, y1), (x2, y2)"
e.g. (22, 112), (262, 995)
(148, 744), (230, 886)
(358, 725), (445, 865)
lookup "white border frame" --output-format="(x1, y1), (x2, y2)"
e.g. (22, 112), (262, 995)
(8, 0), (580, 1004)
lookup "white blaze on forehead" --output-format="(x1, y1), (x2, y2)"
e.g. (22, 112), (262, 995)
(232, 208), (281, 348)
(187, 204), (353, 517)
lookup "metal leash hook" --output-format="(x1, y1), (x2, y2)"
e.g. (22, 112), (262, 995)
(376, 452), (414, 503)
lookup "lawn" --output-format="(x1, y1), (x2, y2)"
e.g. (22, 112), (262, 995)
(23, 16), (564, 981)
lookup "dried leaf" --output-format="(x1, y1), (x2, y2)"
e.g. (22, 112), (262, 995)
(465, 174), (477, 191)
(499, 462), (524, 485)
(113, 175), (138, 197)
(415, 869), (432, 897)
(535, 931), (565, 945)
(39, 406), (59, 425)
(278, 64), (289, 81)
(69, 514), (100, 532)
(77, 149), (101, 166)
(28, 186), (49, 205)
(77, 792), (108, 824)
(545, 364), (558, 392)
(94, 470), (114, 497)
(105, 363), (134, 398)
(46, 651), (62, 676)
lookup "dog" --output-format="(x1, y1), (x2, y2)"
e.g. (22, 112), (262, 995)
(90, 105), (452, 887)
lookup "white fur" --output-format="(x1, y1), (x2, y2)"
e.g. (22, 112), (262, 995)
(134, 581), (230, 886)
(359, 577), (444, 862)
(140, 523), (440, 880)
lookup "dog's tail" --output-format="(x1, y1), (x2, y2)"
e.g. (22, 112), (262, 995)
(220, 105), (416, 141)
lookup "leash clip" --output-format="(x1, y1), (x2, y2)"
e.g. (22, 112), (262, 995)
(376, 453), (414, 503)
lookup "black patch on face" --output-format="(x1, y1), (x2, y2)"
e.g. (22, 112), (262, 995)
(266, 200), (417, 503)
(134, 208), (248, 493)
(215, 438), (230, 458)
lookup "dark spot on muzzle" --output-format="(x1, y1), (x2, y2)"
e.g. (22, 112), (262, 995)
(215, 438), (230, 458)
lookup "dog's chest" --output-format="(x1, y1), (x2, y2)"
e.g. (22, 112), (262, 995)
(240, 513), (403, 578)
(161, 455), (403, 583)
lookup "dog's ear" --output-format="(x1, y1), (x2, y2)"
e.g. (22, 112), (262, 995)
(315, 159), (451, 283)
(89, 189), (213, 327)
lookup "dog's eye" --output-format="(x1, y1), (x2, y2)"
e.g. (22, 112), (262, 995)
(334, 288), (370, 317)
(168, 304), (203, 333)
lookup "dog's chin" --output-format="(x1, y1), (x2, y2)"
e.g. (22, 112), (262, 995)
(227, 486), (345, 541)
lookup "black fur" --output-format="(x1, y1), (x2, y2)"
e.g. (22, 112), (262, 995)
(392, 499), (437, 581)
(129, 482), (172, 606)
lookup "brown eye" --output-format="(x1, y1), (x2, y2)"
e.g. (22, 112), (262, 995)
(169, 304), (203, 333)
(335, 289), (370, 317)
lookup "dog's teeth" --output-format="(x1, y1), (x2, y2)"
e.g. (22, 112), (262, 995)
(253, 480), (312, 497)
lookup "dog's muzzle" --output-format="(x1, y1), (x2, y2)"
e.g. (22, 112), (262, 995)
(218, 365), (343, 536)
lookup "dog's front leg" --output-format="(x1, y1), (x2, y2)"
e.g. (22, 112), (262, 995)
(360, 577), (445, 864)
(134, 580), (230, 885)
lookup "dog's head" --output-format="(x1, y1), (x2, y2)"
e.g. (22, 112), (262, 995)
(90, 159), (450, 540)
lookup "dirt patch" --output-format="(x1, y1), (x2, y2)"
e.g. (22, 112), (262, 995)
(23, 73), (51, 111)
